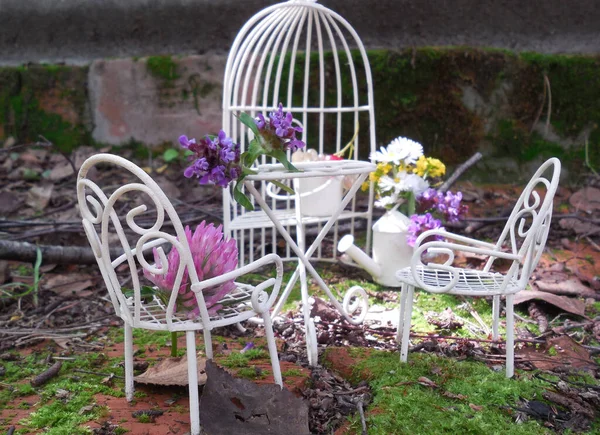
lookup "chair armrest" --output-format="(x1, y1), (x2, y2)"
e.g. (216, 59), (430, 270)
(414, 229), (497, 250)
(191, 253), (284, 313)
(408, 240), (521, 294)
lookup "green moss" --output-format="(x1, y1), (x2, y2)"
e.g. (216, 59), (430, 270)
(347, 351), (552, 434)
(146, 56), (180, 83)
(236, 366), (268, 380)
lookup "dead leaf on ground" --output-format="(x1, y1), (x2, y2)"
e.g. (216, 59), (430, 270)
(0, 191), (24, 216)
(532, 271), (597, 299)
(469, 403), (483, 411)
(569, 187), (600, 214)
(26, 184), (54, 210)
(517, 335), (596, 372)
(559, 217), (599, 236)
(135, 356), (207, 386)
(42, 273), (95, 296)
(417, 376), (438, 388)
(514, 290), (586, 317)
(199, 360), (310, 435)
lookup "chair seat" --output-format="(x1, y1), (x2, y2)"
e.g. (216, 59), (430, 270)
(396, 266), (520, 296)
(124, 283), (260, 331)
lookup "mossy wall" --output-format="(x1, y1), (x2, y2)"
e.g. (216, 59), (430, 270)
(0, 49), (598, 181)
(0, 65), (90, 152)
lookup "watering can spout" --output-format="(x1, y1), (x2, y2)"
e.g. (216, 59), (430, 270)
(338, 235), (382, 280)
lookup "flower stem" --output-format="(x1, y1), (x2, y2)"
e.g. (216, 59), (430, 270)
(334, 122), (359, 159)
(171, 332), (178, 357)
(407, 191), (416, 217)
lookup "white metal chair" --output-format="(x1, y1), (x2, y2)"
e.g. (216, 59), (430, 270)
(222, 0), (377, 266)
(77, 153), (283, 435)
(396, 158), (561, 377)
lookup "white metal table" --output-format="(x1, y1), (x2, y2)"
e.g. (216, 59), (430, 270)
(243, 159), (376, 365)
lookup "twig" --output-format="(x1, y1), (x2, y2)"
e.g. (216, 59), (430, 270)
(332, 386), (369, 396)
(73, 369), (125, 379)
(31, 361), (62, 387)
(356, 399), (367, 435)
(438, 152), (483, 193)
(586, 236), (600, 252)
(6, 426), (15, 435)
(408, 333), (545, 344)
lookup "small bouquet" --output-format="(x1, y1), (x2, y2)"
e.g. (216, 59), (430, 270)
(366, 136), (467, 246)
(180, 103), (306, 210)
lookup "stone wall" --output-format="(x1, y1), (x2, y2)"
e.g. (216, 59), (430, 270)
(1, 49), (599, 182)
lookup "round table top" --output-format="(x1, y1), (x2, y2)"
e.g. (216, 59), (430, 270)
(244, 159), (376, 181)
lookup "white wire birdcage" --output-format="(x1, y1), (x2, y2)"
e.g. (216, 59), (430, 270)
(222, 0), (376, 266)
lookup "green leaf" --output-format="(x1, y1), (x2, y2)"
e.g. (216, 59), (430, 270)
(163, 148), (180, 163)
(243, 140), (265, 167)
(237, 112), (260, 137)
(267, 149), (299, 172)
(270, 180), (295, 195)
(233, 181), (254, 211)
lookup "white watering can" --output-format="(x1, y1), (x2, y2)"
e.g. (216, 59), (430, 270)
(338, 210), (413, 287)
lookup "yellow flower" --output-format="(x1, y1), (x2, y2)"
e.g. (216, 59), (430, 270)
(428, 158), (446, 178)
(414, 155), (428, 177)
(413, 156), (446, 178)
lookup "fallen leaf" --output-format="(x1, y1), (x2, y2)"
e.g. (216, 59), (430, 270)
(47, 160), (75, 181)
(442, 391), (467, 400)
(517, 335), (596, 372)
(569, 187), (600, 214)
(0, 191), (24, 216)
(135, 356), (207, 386)
(469, 403), (483, 411)
(417, 376), (438, 388)
(514, 290), (586, 317)
(199, 360), (310, 435)
(559, 218), (599, 235)
(26, 184), (54, 210)
(42, 273), (95, 296)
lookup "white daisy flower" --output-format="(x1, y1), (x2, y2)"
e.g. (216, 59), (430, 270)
(397, 172), (429, 195)
(377, 175), (399, 192)
(387, 136), (423, 165)
(375, 194), (398, 208)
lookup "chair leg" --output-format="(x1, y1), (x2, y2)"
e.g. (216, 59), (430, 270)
(492, 295), (500, 341)
(203, 328), (213, 360)
(396, 283), (409, 344)
(400, 285), (415, 363)
(262, 312), (283, 387)
(123, 323), (134, 402)
(186, 331), (201, 435)
(505, 294), (515, 378)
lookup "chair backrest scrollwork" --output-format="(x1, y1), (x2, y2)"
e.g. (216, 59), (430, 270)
(77, 154), (213, 328)
(486, 158), (561, 286)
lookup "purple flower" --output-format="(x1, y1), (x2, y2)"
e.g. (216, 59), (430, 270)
(253, 103), (305, 152)
(180, 130), (241, 187)
(143, 221), (239, 318)
(406, 213), (445, 247)
(416, 189), (468, 224)
(240, 342), (255, 354)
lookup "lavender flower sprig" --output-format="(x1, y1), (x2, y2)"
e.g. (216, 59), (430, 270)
(180, 130), (241, 187)
(180, 103), (306, 211)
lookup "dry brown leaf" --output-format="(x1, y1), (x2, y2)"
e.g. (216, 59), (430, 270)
(42, 273), (95, 296)
(469, 403), (483, 411)
(48, 161), (75, 181)
(135, 356), (207, 386)
(517, 335), (596, 372)
(0, 191), (24, 216)
(559, 218), (599, 235)
(569, 187), (600, 213)
(26, 184), (54, 210)
(514, 290), (585, 317)
(417, 376), (438, 388)
(442, 391), (467, 400)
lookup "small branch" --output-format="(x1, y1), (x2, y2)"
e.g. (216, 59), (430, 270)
(356, 400), (367, 435)
(73, 369), (125, 379)
(31, 361), (62, 387)
(0, 239), (123, 265)
(438, 152), (483, 193)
